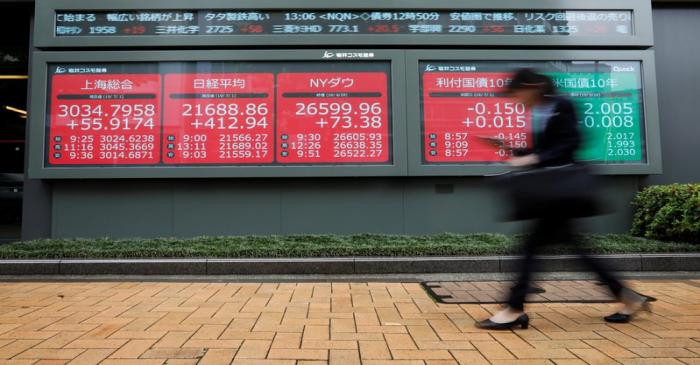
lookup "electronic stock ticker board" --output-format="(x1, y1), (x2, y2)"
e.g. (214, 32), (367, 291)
(46, 62), (392, 167)
(420, 61), (646, 165)
(54, 9), (632, 37)
(29, 1), (659, 178)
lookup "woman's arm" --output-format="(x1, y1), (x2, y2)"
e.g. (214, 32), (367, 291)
(531, 99), (581, 166)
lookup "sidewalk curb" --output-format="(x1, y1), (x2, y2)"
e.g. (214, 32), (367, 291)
(1, 254), (698, 276)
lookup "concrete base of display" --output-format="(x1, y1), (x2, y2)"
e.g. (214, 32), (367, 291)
(0, 253), (698, 276)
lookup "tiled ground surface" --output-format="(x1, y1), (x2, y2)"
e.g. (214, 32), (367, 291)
(0, 280), (699, 364)
(423, 280), (618, 304)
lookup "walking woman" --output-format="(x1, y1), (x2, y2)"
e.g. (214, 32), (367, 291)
(475, 69), (650, 330)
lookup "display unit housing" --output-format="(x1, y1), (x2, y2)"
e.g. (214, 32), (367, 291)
(405, 50), (661, 176)
(28, 50), (408, 178)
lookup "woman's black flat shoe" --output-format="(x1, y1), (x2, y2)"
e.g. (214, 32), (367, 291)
(475, 314), (529, 330)
(604, 297), (651, 323)
(604, 312), (631, 323)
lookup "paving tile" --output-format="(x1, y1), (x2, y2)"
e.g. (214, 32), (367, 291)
(13, 349), (85, 360)
(301, 340), (357, 349)
(359, 340), (391, 360)
(35, 332), (85, 349)
(271, 332), (302, 349)
(101, 360), (165, 365)
(234, 339), (272, 359)
(472, 340), (516, 360)
(451, 350), (490, 365)
(329, 349), (360, 365)
(391, 349), (453, 360)
(64, 339), (128, 349)
(629, 347), (698, 358)
(108, 339), (157, 359)
(583, 339), (638, 359)
(385, 333), (417, 350)
(231, 360), (295, 365)
(569, 348), (621, 364)
(66, 349), (114, 365)
(266, 348), (328, 360)
(139, 348), (205, 359)
(181, 339), (242, 349)
(619, 359), (686, 365)
(152, 332), (193, 348)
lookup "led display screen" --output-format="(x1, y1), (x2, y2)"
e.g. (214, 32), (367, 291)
(46, 62), (392, 167)
(55, 10), (633, 37)
(420, 61), (645, 164)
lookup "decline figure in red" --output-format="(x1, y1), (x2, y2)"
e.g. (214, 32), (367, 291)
(475, 68), (650, 330)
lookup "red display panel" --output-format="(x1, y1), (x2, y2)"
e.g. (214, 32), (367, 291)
(422, 72), (532, 163)
(48, 74), (162, 165)
(276, 72), (390, 164)
(162, 73), (274, 164)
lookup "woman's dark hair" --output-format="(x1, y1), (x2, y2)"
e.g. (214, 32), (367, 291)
(507, 68), (556, 98)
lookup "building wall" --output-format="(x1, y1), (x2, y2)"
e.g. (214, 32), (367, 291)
(23, 3), (700, 239)
(646, 4), (700, 185)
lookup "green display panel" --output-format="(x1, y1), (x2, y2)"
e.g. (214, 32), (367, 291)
(547, 62), (643, 163)
(419, 60), (646, 166)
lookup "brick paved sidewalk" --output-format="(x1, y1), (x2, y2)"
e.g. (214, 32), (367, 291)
(0, 280), (699, 365)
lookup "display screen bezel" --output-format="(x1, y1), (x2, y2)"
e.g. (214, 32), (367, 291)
(28, 50), (408, 179)
(405, 50), (661, 176)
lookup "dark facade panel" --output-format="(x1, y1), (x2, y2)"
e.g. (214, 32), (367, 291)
(51, 180), (175, 238)
(647, 5), (700, 184)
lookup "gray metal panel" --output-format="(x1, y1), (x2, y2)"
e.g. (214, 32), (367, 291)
(403, 178), (517, 234)
(51, 180), (174, 238)
(21, 14), (53, 240)
(47, 174), (642, 238)
(279, 178), (405, 234)
(20, 180), (52, 240)
(27, 49), (408, 179)
(172, 180), (282, 236)
(646, 6), (700, 185)
(403, 177), (638, 235)
(405, 49), (663, 176)
(34, 0), (653, 48)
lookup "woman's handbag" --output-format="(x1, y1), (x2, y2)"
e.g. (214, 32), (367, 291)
(494, 164), (603, 220)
